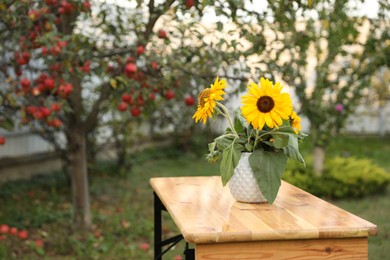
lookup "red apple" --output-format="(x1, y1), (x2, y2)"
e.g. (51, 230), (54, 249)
(28, 10), (40, 21)
(58, 83), (72, 97)
(18, 230), (28, 240)
(149, 93), (156, 101)
(50, 63), (61, 72)
(20, 78), (31, 89)
(121, 93), (132, 103)
(41, 46), (48, 55)
(38, 83), (47, 93)
(51, 45), (61, 56)
(35, 239), (44, 248)
(54, 17), (61, 24)
(158, 29), (167, 39)
(165, 89), (175, 100)
(117, 102), (128, 112)
(137, 95), (145, 106)
(10, 227), (17, 236)
(40, 107), (51, 118)
(16, 68), (22, 76)
(44, 78), (55, 90)
(29, 31), (37, 41)
(60, 1), (74, 14)
(22, 52), (31, 61)
(136, 45), (145, 55)
(124, 63), (137, 77)
(55, 119), (63, 128)
(184, 95), (195, 106)
(185, 0), (194, 8)
(36, 73), (48, 83)
(80, 60), (91, 73)
(130, 107), (141, 117)
(0, 224), (9, 233)
(126, 57), (135, 64)
(0, 136), (6, 145)
(57, 41), (68, 48)
(45, 0), (56, 5)
(139, 242), (150, 251)
(151, 61), (159, 70)
(15, 51), (30, 65)
(51, 103), (62, 112)
(33, 110), (44, 120)
(26, 106), (37, 115)
(82, 1), (91, 12)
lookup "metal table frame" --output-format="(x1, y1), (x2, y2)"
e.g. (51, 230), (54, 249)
(154, 192), (194, 260)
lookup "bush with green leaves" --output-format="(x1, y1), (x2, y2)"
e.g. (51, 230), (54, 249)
(283, 156), (390, 199)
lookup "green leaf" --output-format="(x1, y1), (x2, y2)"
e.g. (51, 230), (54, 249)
(249, 149), (287, 204)
(215, 135), (234, 150)
(245, 143), (254, 152)
(109, 79), (117, 89)
(220, 141), (241, 186)
(284, 136), (306, 166)
(233, 108), (248, 133)
(271, 134), (289, 148)
(0, 118), (15, 131)
(208, 141), (216, 154)
(270, 126), (296, 149)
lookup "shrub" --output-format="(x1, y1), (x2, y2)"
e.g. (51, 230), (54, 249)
(283, 156), (390, 199)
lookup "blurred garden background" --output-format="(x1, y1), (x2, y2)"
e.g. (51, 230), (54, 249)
(0, 0), (389, 259)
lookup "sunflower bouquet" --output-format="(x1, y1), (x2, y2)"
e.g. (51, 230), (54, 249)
(193, 77), (305, 204)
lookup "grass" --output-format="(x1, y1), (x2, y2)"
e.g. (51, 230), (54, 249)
(0, 135), (389, 259)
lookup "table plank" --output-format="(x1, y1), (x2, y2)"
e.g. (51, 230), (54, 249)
(150, 176), (377, 244)
(195, 238), (368, 259)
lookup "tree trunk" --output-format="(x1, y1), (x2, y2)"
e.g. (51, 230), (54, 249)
(67, 127), (92, 230)
(313, 146), (325, 177)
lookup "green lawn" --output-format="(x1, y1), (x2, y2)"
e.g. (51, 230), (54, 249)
(0, 135), (389, 259)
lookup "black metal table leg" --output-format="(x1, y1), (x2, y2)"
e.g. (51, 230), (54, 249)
(184, 242), (195, 260)
(154, 192), (163, 260)
(154, 192), (189, 260)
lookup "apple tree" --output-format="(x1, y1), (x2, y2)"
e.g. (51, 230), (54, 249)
(0, 0), (266, 229)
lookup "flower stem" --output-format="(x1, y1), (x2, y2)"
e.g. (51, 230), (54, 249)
(216, 102), (238, 137)
(258, 126), (290, 139)
(253, 129), (260, 149)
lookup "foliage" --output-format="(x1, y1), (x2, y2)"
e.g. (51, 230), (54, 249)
(261, 0), (390, 148)
(283, 156), (390, 198)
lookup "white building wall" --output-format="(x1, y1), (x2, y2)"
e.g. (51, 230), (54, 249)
(0, 130), (54, 158)
(0, 102), (389, 159)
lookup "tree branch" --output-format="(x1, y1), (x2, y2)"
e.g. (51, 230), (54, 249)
(143, 0), (176, 41)
(85, 83), (112, 133)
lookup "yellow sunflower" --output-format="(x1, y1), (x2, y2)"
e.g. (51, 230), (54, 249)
(290, 111), (302, 134)
(241, 77), (293, 129)
(193, 77), (227, 124)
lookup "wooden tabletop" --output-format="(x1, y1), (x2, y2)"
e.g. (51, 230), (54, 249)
(150, 176), (377, 244)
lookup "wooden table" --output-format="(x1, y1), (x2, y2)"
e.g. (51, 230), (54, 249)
(150, 176), (377, 259)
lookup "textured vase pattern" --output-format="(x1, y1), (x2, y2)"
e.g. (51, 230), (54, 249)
(228, 153), (268, 203)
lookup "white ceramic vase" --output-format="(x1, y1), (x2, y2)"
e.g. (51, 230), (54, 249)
(228, 152), (268, 203)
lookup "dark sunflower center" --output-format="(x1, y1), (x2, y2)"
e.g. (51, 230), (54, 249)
(198, 88), (211, 107)
(256, 96), (275, 113)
